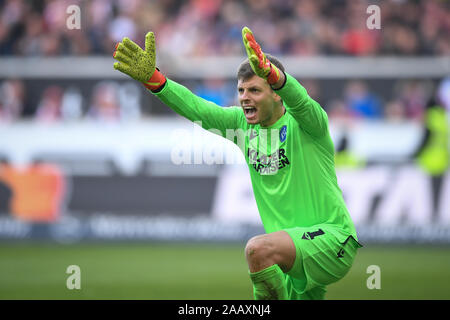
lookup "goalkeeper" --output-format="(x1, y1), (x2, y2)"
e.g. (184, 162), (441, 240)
(113, 27), (362, 300)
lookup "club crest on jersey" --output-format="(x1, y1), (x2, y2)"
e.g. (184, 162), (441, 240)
(279, 125), (287, 142)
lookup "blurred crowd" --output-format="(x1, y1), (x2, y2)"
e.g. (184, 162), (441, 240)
(1, 76), (449, 124)
(0, 78), (143, 123)
(0, 0), (449, 123)
(0, 0), (449, 57)
(326, 78), (450, 122)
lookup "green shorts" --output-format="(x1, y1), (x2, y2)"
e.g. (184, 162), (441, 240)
(284, 224), (363, 300)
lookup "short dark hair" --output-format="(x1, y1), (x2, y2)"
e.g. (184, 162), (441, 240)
(237, 54), (285, 81)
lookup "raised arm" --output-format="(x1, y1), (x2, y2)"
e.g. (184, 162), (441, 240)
(112, 31), (240, 134)
(274, 73), (329, 138)
(242, 27), (329, 138)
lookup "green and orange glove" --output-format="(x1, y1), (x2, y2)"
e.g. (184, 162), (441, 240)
(113, 32), (166, 92)
(242, 26), (281, 86)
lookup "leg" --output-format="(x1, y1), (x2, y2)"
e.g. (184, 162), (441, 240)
(431, 175), (443, 221)
(284, 225), (363, 300)
(245, 231), (297, 273)
(285, 277), (327, 300)
(245, 231), (297, 300)
(300, 286), (327, 300)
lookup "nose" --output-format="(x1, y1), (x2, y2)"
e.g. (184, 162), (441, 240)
(240, 89), (249, 101)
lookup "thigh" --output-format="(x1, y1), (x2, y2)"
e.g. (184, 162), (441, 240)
(284, 224), (361, 295)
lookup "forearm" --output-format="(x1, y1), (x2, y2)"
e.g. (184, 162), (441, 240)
(152, 79), (240, 133)
(152, 79), (209, 121)
(276, 73), (329, 137)
(112, 31), (239, 133)
(274, 72), (308, 105)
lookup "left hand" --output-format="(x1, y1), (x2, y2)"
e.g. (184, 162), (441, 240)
(242, 26), (281, 86)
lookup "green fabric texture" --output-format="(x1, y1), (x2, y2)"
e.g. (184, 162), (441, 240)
(284, 225), (362, 297)
(249, 264), (288, 300)
(154, 74), (358, 241)
(113, 32), (156, 82)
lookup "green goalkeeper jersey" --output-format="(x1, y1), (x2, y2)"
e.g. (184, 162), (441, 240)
(154, 73), (358, 240)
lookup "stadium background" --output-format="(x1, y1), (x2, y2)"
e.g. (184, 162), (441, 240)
(0, 0), (449, 299)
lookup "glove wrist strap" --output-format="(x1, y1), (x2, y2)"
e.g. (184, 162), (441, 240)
(143, 68), (167, 92)
(266, 64), (281, 85)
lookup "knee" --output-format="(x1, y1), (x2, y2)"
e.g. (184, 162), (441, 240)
(245, 235), (274, 264)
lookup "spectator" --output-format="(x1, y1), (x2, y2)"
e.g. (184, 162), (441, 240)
(384, 99), (407, 122)
(35, 85), (64, 123)
(341, 0), (381, 56)
(61, 86), (84, 121)
(0, 79), (25, 122)
(394, 80), (433, 121)
(344, 80), (382, 119)
(327, 99), (353, 123)
(117, 82), (142, 121)
(87, 81), (121, 122)
(437, 77), (450, 112)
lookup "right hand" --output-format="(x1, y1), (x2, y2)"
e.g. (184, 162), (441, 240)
(113, 32), (156, 83)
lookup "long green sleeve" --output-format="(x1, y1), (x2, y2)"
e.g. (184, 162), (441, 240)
(152, 74), (358, 241)
(276, 73), (329, 138)
(154, 79), (242, 136)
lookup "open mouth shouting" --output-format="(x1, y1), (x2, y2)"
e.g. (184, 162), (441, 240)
(243, 106), (257, 121)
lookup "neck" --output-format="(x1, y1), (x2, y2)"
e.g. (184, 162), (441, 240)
(261, 105), (286, 127)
